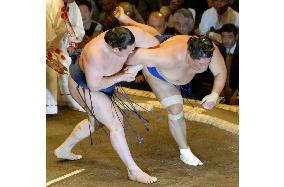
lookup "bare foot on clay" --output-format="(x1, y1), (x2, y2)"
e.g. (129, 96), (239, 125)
(128, 168), (157, 184)
(54, 146), (82, 161)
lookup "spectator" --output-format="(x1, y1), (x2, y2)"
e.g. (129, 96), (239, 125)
(183, 0), (208, 17)
(77, 0), (103, 48)
(118, 0), (139, 7)
(97, 0), (120, 30)
(160, 6), (172, 21)
(160, 0), (196, 30)
(207, 0), (214, 8)
(198, 0), (239, 43)
(81, 0), (100, 21)
(137, 0), (162, 21)
(147, 11), (167, 34)
(46, 0), (85, 114)
(160, 0), (184, 25)
(229, 0), (239, 12)
(166, 8), (195, 35)
(219, 24), (239, 105)
(118, 1), (145, 24)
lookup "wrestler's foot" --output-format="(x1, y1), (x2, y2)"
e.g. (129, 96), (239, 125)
(54, 146), (82, 161)
(180, 148), (203, 166)
(113, 6), (129, 25)
(128, 168), (157, 184)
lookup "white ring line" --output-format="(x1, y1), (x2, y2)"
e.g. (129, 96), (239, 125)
(46, 169), (85, 186)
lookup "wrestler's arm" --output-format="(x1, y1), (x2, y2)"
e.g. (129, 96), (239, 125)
(114, 6), (160, 36)
(126, 26), (160, 48)
(209, 45), (227, 95)
(85, 54), (134, 92)
(126, 47), (168, 67)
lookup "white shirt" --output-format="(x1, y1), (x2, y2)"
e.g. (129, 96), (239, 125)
(226, 43), (237, 54)
(199, 7), (239, 35)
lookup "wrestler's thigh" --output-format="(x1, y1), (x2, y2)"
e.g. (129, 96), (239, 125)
(85, 91), (124, 130)
(68, 75), (88, 109)
(68, 77), (123, 130)
(142, 67), (180, 101)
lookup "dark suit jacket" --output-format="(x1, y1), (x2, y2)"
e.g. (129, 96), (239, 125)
(219, 42), (239, 92)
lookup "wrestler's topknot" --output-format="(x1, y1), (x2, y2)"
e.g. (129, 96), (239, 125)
(104, 27), (135, 50)
(187, 35), (214, 59)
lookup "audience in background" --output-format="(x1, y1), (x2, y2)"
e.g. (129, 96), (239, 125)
(83, 0), (100, 21)
(183, 0), (208, 17)
(198, 0), (239, 43)
(229, 0), (239, 12)
(147, 11), (167, 34)
(137, 0), (162, 21)
(118, 1), (145, 23)
(160, 0), (185, 27)
(97, 0), (120, 30)
(77, 0), (103, 48)
(219, 24), (239, 105)
(167, 8), (195, 35)
(160, 5), (172, 21)
(118, 0), (139, 7)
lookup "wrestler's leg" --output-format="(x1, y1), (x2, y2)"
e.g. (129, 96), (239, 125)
(143, 68), (203, 166)
(88, 92), (157, 183)
(58, 76), (157, 183)
(54, 76), (96, 160)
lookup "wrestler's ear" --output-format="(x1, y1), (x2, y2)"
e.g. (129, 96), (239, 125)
(113, 47), (120, 53)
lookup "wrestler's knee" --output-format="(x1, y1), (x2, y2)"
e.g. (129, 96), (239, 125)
(160, 95), (184, 121)
(161, 95), (183, 113)
(109, 122), (124, 134)
(74, 119), (94, 139)
(166, 104), (182, 114)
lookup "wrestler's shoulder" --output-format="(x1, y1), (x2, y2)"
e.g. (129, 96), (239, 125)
(171, 35), (192, 41)
(81, 45), (104, 63)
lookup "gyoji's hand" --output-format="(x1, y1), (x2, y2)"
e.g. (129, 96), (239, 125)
(201, 92), (219, 109)
(124, 64), (144, 77)
(67, 46), (76, 55)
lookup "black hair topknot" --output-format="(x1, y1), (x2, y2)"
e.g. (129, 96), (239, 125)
(187, 35), (214, 59)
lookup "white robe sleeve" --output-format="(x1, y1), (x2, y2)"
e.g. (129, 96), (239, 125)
(63, 2), (85, 48)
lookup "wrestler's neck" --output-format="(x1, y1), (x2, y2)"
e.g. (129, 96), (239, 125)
(103, 44), (128, 60)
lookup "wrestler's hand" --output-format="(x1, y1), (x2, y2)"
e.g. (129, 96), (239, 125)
(124, 64), (144, 77)
(118, 72), (136, 82)
(201, 92), (219, 109)
(113, 6), (129, 25)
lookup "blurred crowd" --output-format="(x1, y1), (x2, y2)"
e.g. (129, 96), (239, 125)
(46, 0), (239, 114)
